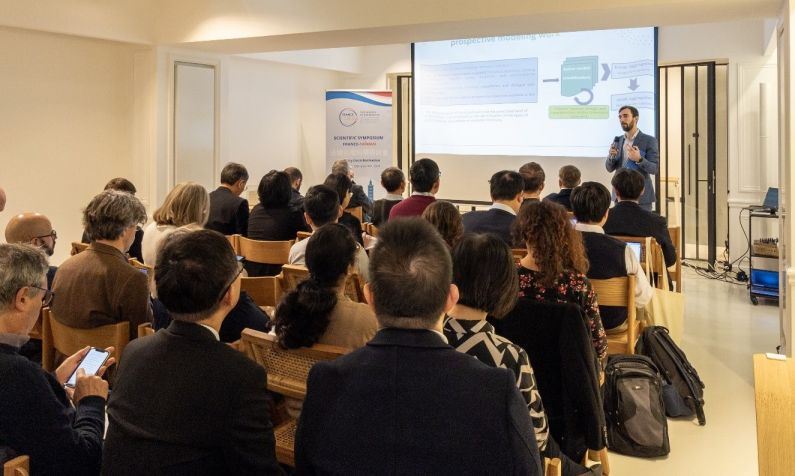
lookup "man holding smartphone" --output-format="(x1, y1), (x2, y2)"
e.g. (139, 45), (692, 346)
(0, 243), (113, 475)
(605, 105), (660, 211)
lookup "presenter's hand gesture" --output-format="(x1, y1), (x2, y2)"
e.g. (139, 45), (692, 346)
(627, 145), (642, 162)
(609, 143), (619, 158)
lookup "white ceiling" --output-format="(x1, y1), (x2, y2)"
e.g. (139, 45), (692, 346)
(0, 0), (782, 52)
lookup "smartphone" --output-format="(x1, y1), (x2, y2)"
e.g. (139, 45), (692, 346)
(65, 347), (110, 388)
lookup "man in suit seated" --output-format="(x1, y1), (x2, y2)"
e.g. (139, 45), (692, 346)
(371, 167), (405, 227)
(284, 166), (305, 213)
(332, 159), (373, 221)
(389, 158), (441, 220)
(605, 105), (659, 211)
(0, 243), (110, 475)
(604, 169), (676, 269)
(103, 230), (282, 475)
(206, 162), (250, 236)
(5, 212), (58, 288)
(519, 162), (545, 208)
(462, 170), (524, 246)
(295, 219), (542, 475)
(571, 182), (653, 330)
(288, 185), (369, 281)
(544, 165), (580, 211)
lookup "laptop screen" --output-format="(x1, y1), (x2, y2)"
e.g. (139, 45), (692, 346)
(627, 242), (642, 261)
(763, 187), (779, 210)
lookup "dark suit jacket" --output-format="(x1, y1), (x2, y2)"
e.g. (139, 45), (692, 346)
(288, 188), (304, 213)
(349, 182), (373, 220)
(102, 321), (282, 476)
(207, 187), (250, 236)
(544, 189), (573, 211)
(462, 208), (517, 246)
(247, 204), (309, 276)
(0, 342), (106, 475)
(603, 201), (676, 267)
(295, 328), (542, 475)
(605, 130), (660, 207)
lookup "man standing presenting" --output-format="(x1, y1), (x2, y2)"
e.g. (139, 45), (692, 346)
(605, 105), (659, 211)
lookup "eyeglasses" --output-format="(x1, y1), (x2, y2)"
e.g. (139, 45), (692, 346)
(29, 285), (55, 307)
(217, 257), (246, 302)
(34, 230), (57, 240)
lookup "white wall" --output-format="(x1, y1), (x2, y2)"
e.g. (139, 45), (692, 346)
(0, 26), (148, 266)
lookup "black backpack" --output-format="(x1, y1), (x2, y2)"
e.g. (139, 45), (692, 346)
(636, 326), (706, 425)
(604, 355), (670, 457)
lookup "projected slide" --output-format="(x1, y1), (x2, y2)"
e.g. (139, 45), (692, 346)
(414, 28), (656, 157)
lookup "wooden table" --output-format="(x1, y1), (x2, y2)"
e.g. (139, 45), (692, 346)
(753, 353), (795, 476)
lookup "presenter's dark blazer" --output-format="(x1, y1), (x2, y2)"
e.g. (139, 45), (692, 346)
(604, 201), (676, 268)
(605, 130), (660, 208)
(102, 320), (282, 476)
(207, 187), (250, 236)
(295, 328), (542, 475)
(544, 189), (573, 211)
(462, 208), (517, 246)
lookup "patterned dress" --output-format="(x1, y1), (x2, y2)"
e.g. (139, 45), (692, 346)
(443, 317), (550, 452)
(516, 266), (608, 360)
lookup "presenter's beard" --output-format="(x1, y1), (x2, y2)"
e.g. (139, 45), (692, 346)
(621, 122), (632, 131)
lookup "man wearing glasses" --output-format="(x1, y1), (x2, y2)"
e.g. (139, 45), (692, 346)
(103, 230), (282, 475)
(0, 243), (113, 475)
(5, 212), (58, 288)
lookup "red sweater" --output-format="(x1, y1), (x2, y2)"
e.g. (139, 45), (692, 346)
(388, 195), (436, 220)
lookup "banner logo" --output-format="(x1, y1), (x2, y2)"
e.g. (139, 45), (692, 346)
(339, 108), (358, 127)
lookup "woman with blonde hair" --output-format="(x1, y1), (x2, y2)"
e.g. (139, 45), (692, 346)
(142, 182), (210, 265)
(513, 200), (608, 361)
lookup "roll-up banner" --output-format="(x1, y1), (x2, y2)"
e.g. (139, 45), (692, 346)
(326, 90), (393, 203)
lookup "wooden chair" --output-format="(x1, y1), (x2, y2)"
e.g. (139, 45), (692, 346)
(347, 206), (363, 223)
(668, 226), (682, 292)
(512, 248), (527, 265)
(226, 234), (240, 254)
(241, 276), (283, 308)
(295, 231), (312, 242)
(591, 276), (638, 355)
(281, 264), (365, 303)
(611, 236), (667, 290)
(240, 329), (348, 467)
(70, 242), (88, 256)
(3, 455), (29, 476)
(544, 457), (562, 476)
(41, 308), (129, 372)
(363, 223), (379, 237)
(237, 237), (293, 268)
(137, 322), (155, 338)
(128, 258), (153, 275)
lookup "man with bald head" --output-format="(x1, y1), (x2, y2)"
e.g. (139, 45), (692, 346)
(5, 213), (58, 288)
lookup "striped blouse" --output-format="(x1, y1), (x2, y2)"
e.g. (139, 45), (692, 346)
(443, 317), (550, 452)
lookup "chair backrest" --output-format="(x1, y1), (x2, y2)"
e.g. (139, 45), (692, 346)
(238, 237), (293, 266)
(295, 231), (312, 242)
(281, 264), (309, 292)
(128, 258), (153, 275)
(70, 242), (88, 256)
(490, 299), (605, 458)
(364, 223), (379, 237)
(512, 248), (527, 264)
(343, 273), (366, 303)
(241, 276), (283, 307)
(3, 455), (29, 476)
(41, 308), (129, 371)
(240, 328), (348, 400)
(347, 206), (363, 223)
(226, 234), (240, 254)
(590, 276), (635, 309)
(137, 322), (155, 338)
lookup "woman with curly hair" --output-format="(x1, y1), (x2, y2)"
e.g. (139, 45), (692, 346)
(273, 223), (377, 351)
(512, 200), (608, 361)
(421, 200), (463, 249)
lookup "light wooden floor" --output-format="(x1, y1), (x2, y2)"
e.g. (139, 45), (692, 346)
(609, 267), (779, 475)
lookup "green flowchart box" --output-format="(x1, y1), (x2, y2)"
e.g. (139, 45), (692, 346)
(548, 105), (609, 119)
(561, 56), (598, 97)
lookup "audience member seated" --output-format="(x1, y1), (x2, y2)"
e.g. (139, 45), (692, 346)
(150, 231), (270, 343)
(142, 182), (209, 266)
(5, 212), (58, 288)
(571, 182), (653, 330)
(604, 169), (676, 268)
(248, 170), (310, 276)
(371, 167), (405, 226)
(103, 230), (282, 475)
(519, 162), (546, 207)
(421, 200), (463, 249)
(462, 170), (524, 246)
(53, 190), (151, 340)
(295, 219), (542, 475)
(284, 166), (305, 213)
(513, 201), (608, 361)
(206, 162), (250, 236)
(388, 158), (440, 220)
(288, 185), (370, 281)
(332, 159), (373, 221)
(0, 244), (111, 475)
(324, 172), (365, 247)
(444, 234), (592, 476)
(275, 223), (377, 351)
(81, 178), (145, 263)
(544, 165), (581, 211)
